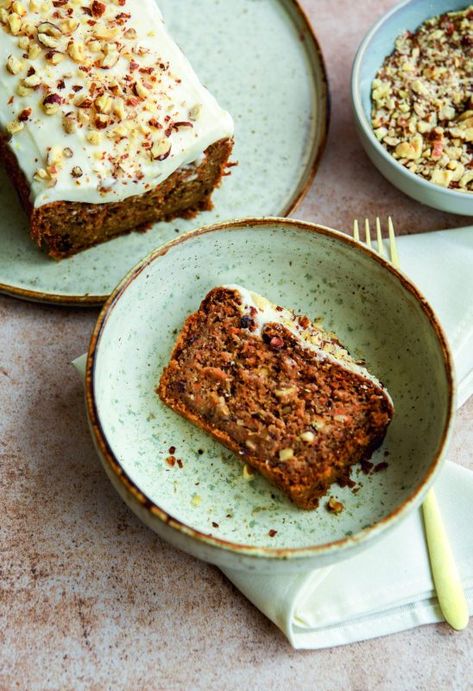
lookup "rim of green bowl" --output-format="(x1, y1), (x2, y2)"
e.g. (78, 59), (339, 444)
(85, 217), (456, 561)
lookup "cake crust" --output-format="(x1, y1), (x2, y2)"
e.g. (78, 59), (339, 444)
(158, 287), (394, 510)
(0, 136), (233, 258)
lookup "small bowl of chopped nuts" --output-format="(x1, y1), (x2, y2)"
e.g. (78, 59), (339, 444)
(352, 0), (473, 214)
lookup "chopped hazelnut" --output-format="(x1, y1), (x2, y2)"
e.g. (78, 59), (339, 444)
(42, 92), (62, 115)
(112, 98), (126, 120)
(60, 18), (79, 34)
(86, 130), (101, 145)
(124, 27), (136, 39)
(94, 93), (112, 113)
(327, 497), (344, 514)
(47, 145), (64, 166)
(18, 107), (32, 121)
(27, 42), (42, 59)
(63, 113), (77, 133)
(12, 1), (27, 15)
(93, 24), (120, 40)
(134, 78), (149, 99)
(67, 39), (86, 63)
(100, 46), (119, 68)
(300, 430), (315, 443)
(6, 119), (24, 135)
(7, 12), (23, 35)
(46, 50), (65, 65)
(91, 1), (106, 17)
(108, 123), (127, 140)
(16, 83), (32, 96)
(6, 54), (24, 74)
(33, 167), (49, 181)
(22, 73), (41, 87)
(150, 138), (171, 161)
(17, 35), (29, 49)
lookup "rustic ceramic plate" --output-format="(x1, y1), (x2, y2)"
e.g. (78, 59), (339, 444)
(85, 218), (455, 573)
(0, 0), (328, 306)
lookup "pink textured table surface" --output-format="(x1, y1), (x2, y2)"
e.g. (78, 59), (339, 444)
(1, 1), (472, 688)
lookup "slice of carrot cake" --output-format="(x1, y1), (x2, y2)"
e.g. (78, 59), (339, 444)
(0, 0), (234, 258)
(158, 286), (394, 510)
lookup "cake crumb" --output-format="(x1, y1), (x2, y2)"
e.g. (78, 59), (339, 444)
(242, 464), (254, 480)
(327, 497), (344, 514)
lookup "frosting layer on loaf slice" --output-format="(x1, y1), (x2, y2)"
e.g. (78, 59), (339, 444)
(158, 286), (394, 510)
(0, 0), (234, 207)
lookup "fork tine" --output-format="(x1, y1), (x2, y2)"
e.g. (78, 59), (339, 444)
(388, 217), (400, 269)
(375, 217), (385, 257)
(353, 219), (360, 242)
(364, 219), (372, 248)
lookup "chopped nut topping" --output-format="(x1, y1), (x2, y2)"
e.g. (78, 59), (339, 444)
(327, 497), (344, 514)
(91, 0), (106, 17)
(22, 72), (40, 87)
(279, 448), (294, 462)
(6, 53), (24, 74)
(6, 119), (24, 134)
(372, 6), (473, 192)
(67, 39), (86, 63)
(47, 145), (64, 166)
(86, 130), (100, 144)
(42, 92), (62, 114)
(27, 42), (41, 59)
(150, 138), (171, 161)
(7, 12), (23, 35)
(0, 0), (213, 193)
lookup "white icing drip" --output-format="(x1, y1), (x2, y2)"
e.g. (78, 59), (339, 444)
(0, 0), (234, 207)
(223, 284), (393, 403)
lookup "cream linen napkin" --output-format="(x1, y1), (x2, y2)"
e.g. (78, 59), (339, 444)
(74, 225), (473, 649)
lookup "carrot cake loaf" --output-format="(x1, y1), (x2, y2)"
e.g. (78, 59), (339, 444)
(158, 286), (394, 510)
(0, 0), (234, 258)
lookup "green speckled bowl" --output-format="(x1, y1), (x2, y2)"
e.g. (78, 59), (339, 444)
(85, 218), (455, 573)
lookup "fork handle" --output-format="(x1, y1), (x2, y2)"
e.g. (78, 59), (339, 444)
(422, 488), (469, 630)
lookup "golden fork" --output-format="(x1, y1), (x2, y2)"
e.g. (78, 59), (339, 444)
(353, 216), (469, 632)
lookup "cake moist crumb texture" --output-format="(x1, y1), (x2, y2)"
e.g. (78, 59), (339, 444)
(158, 286), (394, 510)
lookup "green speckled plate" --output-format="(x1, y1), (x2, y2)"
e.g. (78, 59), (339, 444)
(0, 0), (328, 305)
(85, 218), (454, 573)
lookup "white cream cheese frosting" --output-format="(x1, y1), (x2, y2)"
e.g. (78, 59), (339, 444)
(223, 284), (393, 402)
(0, 0), (234, 207)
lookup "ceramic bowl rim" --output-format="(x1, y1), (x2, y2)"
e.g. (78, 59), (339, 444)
(85, 216), (456, 561)
(351, 0), (473, 205)
(0, 0), (330, 308)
